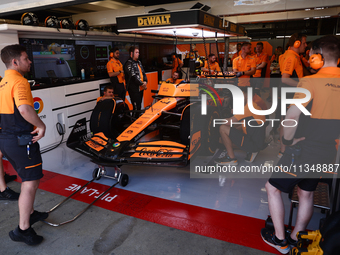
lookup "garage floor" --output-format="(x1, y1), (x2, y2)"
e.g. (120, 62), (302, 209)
(1, 134), (327, 254)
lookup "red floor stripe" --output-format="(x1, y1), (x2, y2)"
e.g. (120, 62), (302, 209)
(3, 160), (278, 254)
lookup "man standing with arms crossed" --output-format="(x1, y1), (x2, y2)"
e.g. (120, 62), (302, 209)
(261, 35), (340, 254)
(253, 42), (268, 95)
(0, 44), (48, 245)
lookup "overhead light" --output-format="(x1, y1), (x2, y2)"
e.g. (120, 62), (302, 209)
(190, 2), (211, 12)
(140, 28), (230, 38)
(276, 35), (291, 38)
(314, 7), (324, 10)
(148, 8), (168, 13)
(304, 17), (310, 20)
(190, 2), (204, 9)
(305, 8), (311, 11)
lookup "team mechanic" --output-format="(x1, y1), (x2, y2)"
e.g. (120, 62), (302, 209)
(106, 47), (126, 102)
(261, 35), (340, 254)
(277, 33), (308, 158)
(232, 42), (256, 87)
(0, 44), (48, 245)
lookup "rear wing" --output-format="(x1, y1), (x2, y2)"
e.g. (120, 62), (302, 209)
(67, 118), (88, 147)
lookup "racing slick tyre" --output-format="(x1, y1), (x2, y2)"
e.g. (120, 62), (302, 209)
(90, 97), (130, 139)
(180, 103), (220, 158)
(201, 106), (220, 156)
(92, 168), (102, 180)
(119, 174), (129, 187)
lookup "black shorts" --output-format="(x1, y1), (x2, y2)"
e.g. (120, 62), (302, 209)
(229, 127), (260, 153)
(269, 144), (336, 193)
(0, 136), (43, 182)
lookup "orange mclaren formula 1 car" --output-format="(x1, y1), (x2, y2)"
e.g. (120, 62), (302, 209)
(66, 79), (234, 174)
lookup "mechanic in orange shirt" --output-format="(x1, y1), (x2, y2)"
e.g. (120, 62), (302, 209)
(253, 42), (269, 95)
(277, 33), (307, 158)
(166, 71), (183, 84)
(231, 43), (242, 62)
(107, 47), (126, 102)
(232, 42), (256, 87)
(262, 35), (340, 254)
(0, 44), (48, 245)
(201, 53), (221, 74)
(168, 53), (183, 76)
(215, 86), (266, 166)
(281, 33), (307, 87)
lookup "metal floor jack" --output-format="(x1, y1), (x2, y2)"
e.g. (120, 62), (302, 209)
(43, 164), (129, 227)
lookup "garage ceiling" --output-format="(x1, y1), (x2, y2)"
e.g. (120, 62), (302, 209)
(0, 0), (339, 39)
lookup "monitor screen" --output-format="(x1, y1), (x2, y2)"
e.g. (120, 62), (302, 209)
(20, 38), (76, 79)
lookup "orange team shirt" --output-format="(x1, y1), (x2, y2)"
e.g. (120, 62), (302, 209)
(293, 66), (340, 146)
(280, 49), (303, 79)
(233, 102), (266, 134)
(278, 53), (285, 70)
(172, 58), (183, 74)
(233, 55), (256, 87)
(270, 55), (276, 62)
(253, 52), (268, 78)
(301, 55), (310, 68)
(137, 64), (144, 82)
(166, 78), (184, 84)
(0, 70), (34, 134)
(203, 61), (221, 72)
(232, 51), (241, 62)
(253, 94), (268, 110)
(106, 58), (125, 84)
(0, 70), (34, 113)
(294, 67), (340, 120)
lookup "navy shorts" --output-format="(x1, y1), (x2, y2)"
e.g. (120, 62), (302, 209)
(269, 144), (336, 193)
(0, 136), (43, 182)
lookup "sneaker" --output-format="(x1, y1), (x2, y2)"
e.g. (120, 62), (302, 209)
(286, 233), (298, 249)
(277, 151), (284, 158)
(9, 226), (43, 245)
(261, 228), (290, 254)
(0, 187), (20, 200)
(4, 173), (17, 183)
(215, 150), (228, 161)
(30, 210), (49, 226)
(245, 152), (258, 163)
(215, 154), (238, 166)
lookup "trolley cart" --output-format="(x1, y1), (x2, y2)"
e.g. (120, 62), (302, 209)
(43, 164), (128, 227)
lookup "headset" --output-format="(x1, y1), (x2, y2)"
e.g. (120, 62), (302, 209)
(110, 52), (114, 58)
(292, 33), (305, 49)
(293, 40), (301, 48)
(309, 48), (324, 70)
